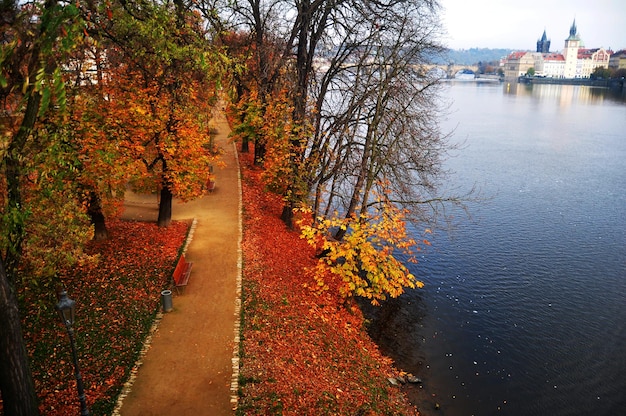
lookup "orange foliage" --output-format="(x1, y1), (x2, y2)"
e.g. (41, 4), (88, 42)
(101, 56), (218, 200)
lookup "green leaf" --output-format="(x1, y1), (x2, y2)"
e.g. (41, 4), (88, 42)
(38, 87), (51, 117)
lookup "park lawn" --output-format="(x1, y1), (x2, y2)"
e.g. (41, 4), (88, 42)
(17, 219), (190, 415)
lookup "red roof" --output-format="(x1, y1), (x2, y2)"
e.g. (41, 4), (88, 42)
(507, 51), (528, 60)
(543, 53), (564, 61)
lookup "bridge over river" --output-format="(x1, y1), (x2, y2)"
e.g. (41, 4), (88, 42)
(424, 63), (480, 78)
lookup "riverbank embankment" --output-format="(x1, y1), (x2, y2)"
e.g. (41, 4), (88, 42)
(517, 75), (625, 90)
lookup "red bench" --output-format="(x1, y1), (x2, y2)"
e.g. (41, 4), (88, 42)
(206, 176), (215, 192)
(172, 254), (193, 294)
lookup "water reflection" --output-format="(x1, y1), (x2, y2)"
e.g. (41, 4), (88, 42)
(503, 82), (626, 105)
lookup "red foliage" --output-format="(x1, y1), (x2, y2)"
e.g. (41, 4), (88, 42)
(239, 151), (418, 415)
(15, 220), (190, 415)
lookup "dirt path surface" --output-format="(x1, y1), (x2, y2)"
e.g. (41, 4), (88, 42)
(115, 114), (240, 416)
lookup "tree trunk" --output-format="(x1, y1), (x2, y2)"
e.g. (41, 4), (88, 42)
(87, 191), (108, 241)
(0, 260), (40, 416)
(4, 82), (43, 281)
(280, 0), (332, 229)
(280, 204), (294, 229)
(333, 125), (374, 241)
(157, 187), (173, 227)
(253, 139), (265, 166)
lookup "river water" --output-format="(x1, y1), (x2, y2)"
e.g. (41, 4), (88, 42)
(366, 82), (626, 416)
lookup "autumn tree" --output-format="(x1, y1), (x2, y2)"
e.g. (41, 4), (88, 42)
(304, 0), (459, 302)
(98, 0), (225, 227)
(298, 200), (429, 305)
(59, 15), (132, 241)
(63, 83), (131, 241)
(198, 0), (297, 165)
(1, 1), (87, 413)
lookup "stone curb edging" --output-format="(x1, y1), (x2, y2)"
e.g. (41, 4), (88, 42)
(230, 140), (243, 411)
(111, 218), (198, 416)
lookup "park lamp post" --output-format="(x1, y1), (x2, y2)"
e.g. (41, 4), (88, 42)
(55, 289), (90, 416)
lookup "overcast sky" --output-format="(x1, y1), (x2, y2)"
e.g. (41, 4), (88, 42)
(439, 0), (626, 51)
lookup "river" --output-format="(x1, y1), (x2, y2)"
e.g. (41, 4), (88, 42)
(366, 81), (626, 416)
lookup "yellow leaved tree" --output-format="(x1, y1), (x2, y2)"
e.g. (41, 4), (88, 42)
(298, 201), (429, 305)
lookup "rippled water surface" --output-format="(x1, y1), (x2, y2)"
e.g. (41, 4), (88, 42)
(369, 82), (626, 416)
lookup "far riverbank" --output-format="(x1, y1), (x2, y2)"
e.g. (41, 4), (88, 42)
(517, 75), (625, 90)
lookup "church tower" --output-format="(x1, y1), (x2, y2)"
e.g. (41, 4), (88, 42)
(563, 19), (581, 78)
(536, 29), (551, 53)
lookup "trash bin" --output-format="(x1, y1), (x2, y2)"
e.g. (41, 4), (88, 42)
(161, 290), (173, 312)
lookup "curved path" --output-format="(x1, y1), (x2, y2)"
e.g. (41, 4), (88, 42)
(115, 113), (241, 415)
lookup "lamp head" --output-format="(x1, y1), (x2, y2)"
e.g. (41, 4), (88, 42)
(55, 290), (76, 326)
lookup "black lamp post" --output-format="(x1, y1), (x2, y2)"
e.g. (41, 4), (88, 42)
(55, 290), (90, 416)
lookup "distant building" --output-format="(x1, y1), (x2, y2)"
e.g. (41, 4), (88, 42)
(577, 48), (611, 78)
(536, 29), (551, 53)
(504, 51), (540, 78)
(504, 19), (613, 79)
(541, 53), (565, 78)
(609, 50), (626, 70)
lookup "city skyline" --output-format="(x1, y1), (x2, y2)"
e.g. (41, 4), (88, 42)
(440, 0), (626, 51)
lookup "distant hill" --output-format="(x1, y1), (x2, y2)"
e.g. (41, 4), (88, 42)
(430, 48), (515, 65)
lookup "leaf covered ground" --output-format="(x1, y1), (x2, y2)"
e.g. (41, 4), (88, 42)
(3, 151), (419, 415)
(15, 219), (190, 415)
(238, 151), (418, 415)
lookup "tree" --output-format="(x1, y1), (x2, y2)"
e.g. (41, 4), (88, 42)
(478, 60), (498, 74)
(97, 0), (225, 227)
(60, 24), (131, 241)
(199, 0), (296, 166)
(298, 1), (453, 300)
(314, 1), (448, 228)
(526, 67), (536, 76)
(0, 261), (38, 415)
(63, 83), (131, 241)
(213, 0), (457, 302)
(591, 65), (611, 79)
(299, 200), (428, 305)
(1, 1), (85, 413)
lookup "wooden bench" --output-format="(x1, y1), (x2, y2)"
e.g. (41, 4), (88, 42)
(172, 254), (193, 294)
